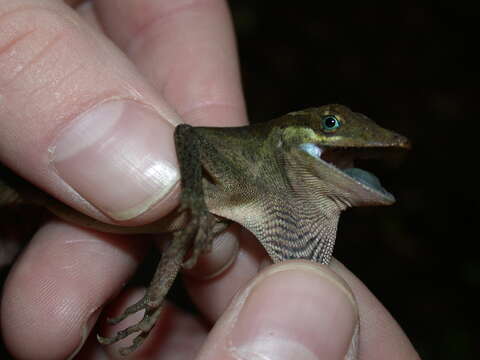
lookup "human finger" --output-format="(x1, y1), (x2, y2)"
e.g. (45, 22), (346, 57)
(197, 261), (359, 360)
(0, 0), (183, 226)
(1, 221), (145, 359)
(330, 260), (420, 360)
(182, 227), (269, 322)
(92, 0), (247, 127)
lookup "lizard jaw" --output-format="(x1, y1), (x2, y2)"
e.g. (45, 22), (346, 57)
(298, 143), (395, 203)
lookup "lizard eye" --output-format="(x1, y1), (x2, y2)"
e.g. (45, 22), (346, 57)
(321, 115), (341, 132)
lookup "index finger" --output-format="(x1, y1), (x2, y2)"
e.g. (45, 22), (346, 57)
(94, 0), (247, 127)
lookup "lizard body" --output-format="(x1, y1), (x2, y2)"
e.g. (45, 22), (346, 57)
(0, 104), (410, 355)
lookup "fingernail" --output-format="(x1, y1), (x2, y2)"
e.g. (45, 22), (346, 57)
(229, 263), (358, 360)
(51, 100), (180, 220)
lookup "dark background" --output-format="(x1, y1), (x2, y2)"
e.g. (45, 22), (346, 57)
(0, 1), (477, 359)
(230, 1), (478, 359)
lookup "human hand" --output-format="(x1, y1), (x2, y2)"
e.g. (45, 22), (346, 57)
(194, 258), (421, 360)
(95, 244), (421, 360)
(0, 0), (245, 358)
(0, 1), (419, 359)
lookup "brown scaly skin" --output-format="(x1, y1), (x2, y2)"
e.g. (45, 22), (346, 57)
(0, 104), (410, 355)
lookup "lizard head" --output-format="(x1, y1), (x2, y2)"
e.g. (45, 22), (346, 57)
(276, 104), (411, 207)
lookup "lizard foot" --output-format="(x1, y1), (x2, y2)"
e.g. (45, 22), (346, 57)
(97, 299), (162, 356)
(98, 229), (190, 355)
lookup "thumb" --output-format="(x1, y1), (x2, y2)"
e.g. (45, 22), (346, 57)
(0, 1), (181, 225)
(198, 261), (359, 360)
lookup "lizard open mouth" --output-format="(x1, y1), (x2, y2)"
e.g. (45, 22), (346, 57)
(299, 143), (396, 201)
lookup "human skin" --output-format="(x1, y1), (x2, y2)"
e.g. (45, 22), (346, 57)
(0, 1), (420, 359)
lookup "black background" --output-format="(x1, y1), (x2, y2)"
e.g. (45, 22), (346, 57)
(230, 1), (478, 359)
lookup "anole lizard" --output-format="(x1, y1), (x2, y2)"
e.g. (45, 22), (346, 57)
(0, 104), (410, 355)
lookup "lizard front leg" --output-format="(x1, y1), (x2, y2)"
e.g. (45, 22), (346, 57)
(174, 124), (221, 268)
(98, 124), (224, 355)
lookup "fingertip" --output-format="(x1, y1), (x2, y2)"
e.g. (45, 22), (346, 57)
(0, 1), (184, 226)
(182, 224), (240, 281)
(183, 227), (266, 322)
(1, 221), (144, 359)
(50, 99), (181, 222)
(198, 261), (359, 360)
(329, 259), (420, 359)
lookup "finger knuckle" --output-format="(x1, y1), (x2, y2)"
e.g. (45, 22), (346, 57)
(0, 3), (80, 93)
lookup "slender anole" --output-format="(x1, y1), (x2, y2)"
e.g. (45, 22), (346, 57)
(0, 104), (410, 355)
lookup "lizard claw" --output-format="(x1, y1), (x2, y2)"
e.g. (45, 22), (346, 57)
(97, 294), (163, 354)
(98, 306), (162, 355)
(104, 296), (158, 326)
(97, 227), (190, 355)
